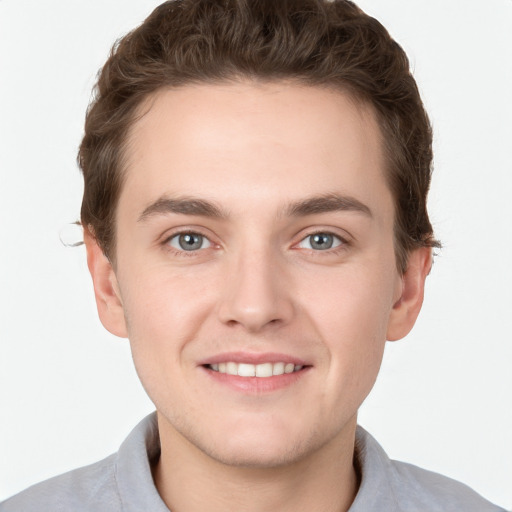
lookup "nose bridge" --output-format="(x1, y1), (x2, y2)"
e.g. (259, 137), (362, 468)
(217, 238), (293, 331)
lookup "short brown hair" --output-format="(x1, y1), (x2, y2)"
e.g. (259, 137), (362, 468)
(79, 0), (440, 272)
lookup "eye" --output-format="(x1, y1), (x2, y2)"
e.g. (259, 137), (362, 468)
(297, 232), (343, 251)
(168, 232), (211, 251)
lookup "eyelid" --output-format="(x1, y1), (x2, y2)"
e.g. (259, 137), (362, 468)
(160, 226), (218, 252)
(292, 228), (352, 253)
(168, 232), (211, 251)
(158, 226), (352, 254)
(297, 231), (347, 251)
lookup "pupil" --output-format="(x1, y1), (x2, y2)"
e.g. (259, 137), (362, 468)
(311, 233), (333, 250)
(179, 233), (202, 251)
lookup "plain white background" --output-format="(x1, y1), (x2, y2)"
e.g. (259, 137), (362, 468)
(0, 0), (511, 507)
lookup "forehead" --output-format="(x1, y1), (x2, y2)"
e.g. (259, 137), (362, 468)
(120, 81), (390, 219)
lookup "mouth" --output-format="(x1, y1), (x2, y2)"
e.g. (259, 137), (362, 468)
(199, 352), (311, 392)
(199, 351), (313, 396)
(206, 361), (304, 378)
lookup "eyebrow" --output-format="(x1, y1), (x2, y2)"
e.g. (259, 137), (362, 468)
(138, 192), (372, 223)
(138, 196), (227, 222)
(285, 193), (373, 218)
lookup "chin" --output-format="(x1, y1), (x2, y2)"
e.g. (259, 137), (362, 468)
(205, 438), (309, 469)
(191, 419), (322, 469)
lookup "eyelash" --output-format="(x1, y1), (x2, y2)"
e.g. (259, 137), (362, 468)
(296, 231), (349, 254)
(162, 229), (350, 258)
(162, 229), (214, 257)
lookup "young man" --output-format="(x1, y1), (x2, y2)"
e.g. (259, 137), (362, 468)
(0, 1), (506, 511)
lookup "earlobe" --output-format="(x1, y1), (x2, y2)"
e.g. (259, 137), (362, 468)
(386, 247), (432, 341)
(84, 229), (128, 338)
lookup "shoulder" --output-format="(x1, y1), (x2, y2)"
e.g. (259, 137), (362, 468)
(0, 413), (166, 512)
(352, 426), (506, 512)
(0, 454), (121, 512)
(387, 458), (506, 512)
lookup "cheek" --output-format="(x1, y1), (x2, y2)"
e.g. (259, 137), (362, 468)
(301, 260), (394, 336)
(122, 264), (211, 328)
(298, 262), (395, 385)
(118, 265), (218, 375)
(118, 267), (216, 407)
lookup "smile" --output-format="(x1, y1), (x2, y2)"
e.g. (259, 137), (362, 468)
(208, 362), (304, 377)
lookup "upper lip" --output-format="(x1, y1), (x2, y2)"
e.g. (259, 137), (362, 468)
(198, 351), (309, 366)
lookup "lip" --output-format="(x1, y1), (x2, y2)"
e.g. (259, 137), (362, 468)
(198, 351), (308, 366)
(198, 352), (311, 394)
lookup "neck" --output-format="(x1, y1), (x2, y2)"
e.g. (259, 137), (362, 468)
(152, 413), (359, 512)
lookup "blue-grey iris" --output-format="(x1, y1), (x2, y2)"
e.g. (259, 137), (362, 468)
(179, 233), (204, 251)
(310, 233), (334, 250)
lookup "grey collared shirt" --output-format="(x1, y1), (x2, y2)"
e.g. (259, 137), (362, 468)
(0, 413), (506, 511)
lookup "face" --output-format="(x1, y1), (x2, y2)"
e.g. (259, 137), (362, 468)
(87, 81), (429, 468)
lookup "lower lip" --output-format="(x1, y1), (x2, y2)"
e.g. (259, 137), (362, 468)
(201, 366), (310, 393)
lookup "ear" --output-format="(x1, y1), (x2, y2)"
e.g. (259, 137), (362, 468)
(84, 229), (128, 338)
(386, 247), (432, 341)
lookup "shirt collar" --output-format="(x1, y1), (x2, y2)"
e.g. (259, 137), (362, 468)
(348, 425), (401, 511)
(115, 412), (169, 512)
(114, 413), (400, 512)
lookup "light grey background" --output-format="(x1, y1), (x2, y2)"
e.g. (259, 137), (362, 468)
(0, 0), (511, 507)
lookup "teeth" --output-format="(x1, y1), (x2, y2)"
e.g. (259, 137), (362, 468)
(226, 362), (238, 376)
(255, 362), (272, 377)
(208, 361), (304, 377)
(273, 362), (285, 375)
(285, 363), (294, 374)
(238, 363), (256, 377)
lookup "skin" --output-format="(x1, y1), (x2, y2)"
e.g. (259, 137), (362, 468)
(85, 81), (431, 512)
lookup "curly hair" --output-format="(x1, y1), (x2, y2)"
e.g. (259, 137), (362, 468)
(79, 0), (440, 273)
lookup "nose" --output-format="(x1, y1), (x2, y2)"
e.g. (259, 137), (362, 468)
(217, 246), (295, 332)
